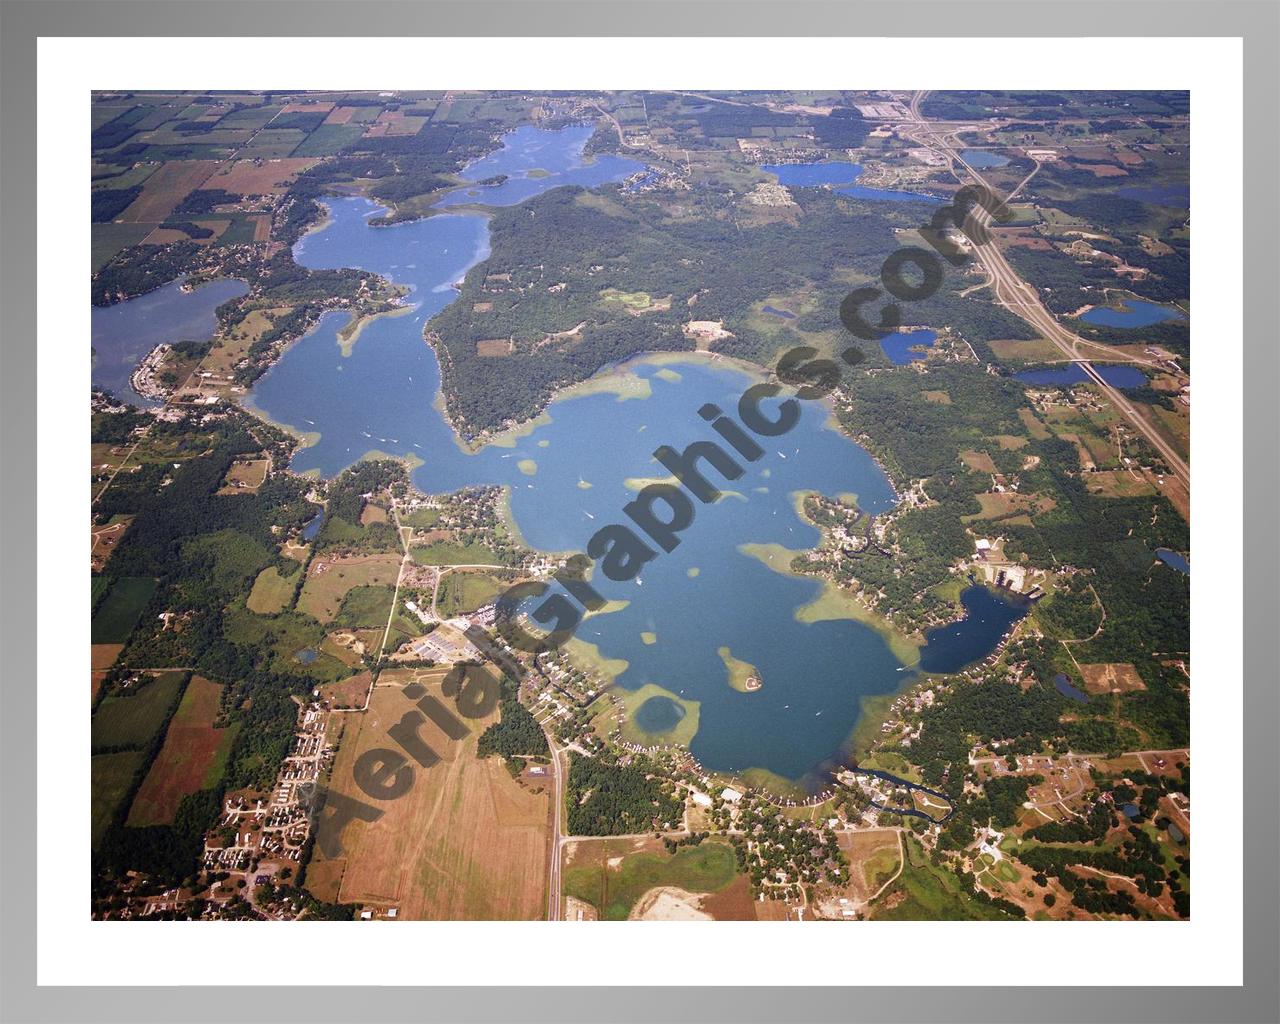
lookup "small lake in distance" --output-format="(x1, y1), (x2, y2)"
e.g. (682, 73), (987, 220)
(881, 329), (939, 366)
(1015, 364), (1148, 389)
(960, 149), (1010, 169)
(763, 161), (941, 203)
(1078, 298), (1184, 329)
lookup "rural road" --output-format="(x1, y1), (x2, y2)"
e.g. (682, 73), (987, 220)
(544, 734), (567, 921)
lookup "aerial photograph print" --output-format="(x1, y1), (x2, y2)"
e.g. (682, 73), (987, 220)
(88, 88), (1192, 923)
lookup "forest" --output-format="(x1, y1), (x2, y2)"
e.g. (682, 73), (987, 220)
(565, 752), (684, 836)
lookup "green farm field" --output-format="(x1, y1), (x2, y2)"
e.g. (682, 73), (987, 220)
(410, 540), (499, 565)
(563, 839), (739, 920)
(92, 750), (146, 849)
(91, 671), (187, 752)
(90, 576), (157, 644)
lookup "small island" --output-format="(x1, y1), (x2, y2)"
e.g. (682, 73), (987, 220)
(718, 646), (763, 693)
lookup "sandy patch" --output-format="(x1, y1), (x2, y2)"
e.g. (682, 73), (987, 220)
(629, 886), (713, 921)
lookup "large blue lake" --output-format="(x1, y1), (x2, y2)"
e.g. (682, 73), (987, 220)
(91, 277), (249, 406)
(433, 123), (644, 208)
(244, 127), (1025, 787)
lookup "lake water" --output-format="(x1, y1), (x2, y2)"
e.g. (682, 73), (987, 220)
(301, 510), (324, 541)
(91, 277), (249, 406)
(432, 123), (644, 208)
(1156, 548), (1190, 575)
(1014, 364), (1148, 389)
(763, 161), (941, 203)
(917, 585), (1027, 675)
(762, 305), (796, 319)
(1053, 672), (1089, 703)
(960, 149), (1010, 169)
(1078, 299), (1184, 329)
(246, 127), (1025, 787)
(634, 696), (686, 734)
(881, 329), (938, 366)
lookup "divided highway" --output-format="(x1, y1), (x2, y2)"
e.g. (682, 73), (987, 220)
(903, 91), (1190, 490)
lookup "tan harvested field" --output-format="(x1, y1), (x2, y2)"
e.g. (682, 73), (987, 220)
(323, 106), (357, 124)
(959, 449), (997, 474)
(319, 669), (373, 708)
(993, 433), (1029, 450)
(1079, 663), (1148, 695)
(252, 216), (272, 242)
(91, 643), (124, 671)
(296, 553), (401, 622)
(308, 674), (550, 919)
(209, 157), (318, 195)
(91, 515), (133, 572)
(921, 390), (952, 405)
(964, 491), (1054, 521)
(118, 160), (224, 222)
(476, 338), (513, 357)
(218, 458), (269, 494)
(1018, 408), (1051, 440)
(1156, 472), (1191, 521)
(142, 221), (227, 246)
(1085, 469), (1157, 498)
(838, 830), (901, 901)
(1073, 162), (1128, 178)
(700, 874), (757, 920)
(359, 503), (389, 526)
(281, 100), (335, 115)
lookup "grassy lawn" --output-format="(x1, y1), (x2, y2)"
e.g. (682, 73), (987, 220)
(246, 564), (300, 614)
(863, 845), (901, 892)
(334, 585), (397, 630)
(436, 572), (507, 617)
(402, 507), (441, 529)
(410, 540), (499, 565)
(564, 840), (739, 920)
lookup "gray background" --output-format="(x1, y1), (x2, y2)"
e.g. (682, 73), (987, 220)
(1, 1), (1275, 1021)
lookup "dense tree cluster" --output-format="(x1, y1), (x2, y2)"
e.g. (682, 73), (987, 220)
(565, 752), (684, 836)
(476, 688), (549, 767)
